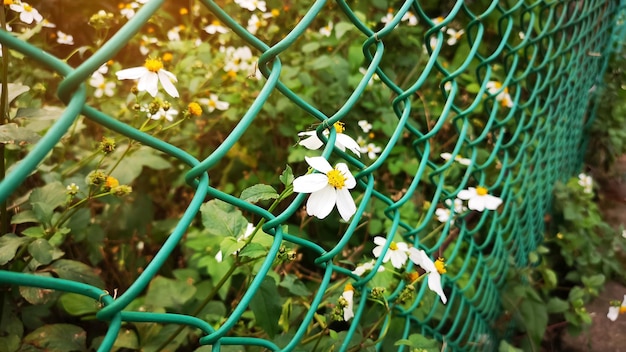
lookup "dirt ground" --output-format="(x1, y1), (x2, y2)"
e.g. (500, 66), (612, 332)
(558, 157), (626, 351)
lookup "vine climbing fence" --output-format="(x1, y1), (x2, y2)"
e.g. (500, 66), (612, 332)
(0, 0), (624, 351)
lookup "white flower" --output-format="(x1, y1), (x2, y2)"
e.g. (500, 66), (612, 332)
(446, 28), (464, 46)
(298, 122), (361, 157)
(116, 58), (179, 98)
(204, 20), (229, 34)
(319, 22), (333, 37)
(380, 11), (394, 25)
(372, 236), (409, 269)
(622, 229), (626, 239)
(235, 0), (266, 12)
(358, 67), (380, 86)
(119, 2), (140, 20)
(199, 94), (229, 112)
(10, 2), (43, 24)
(402, 12), (418, 26)
(435, 198), (466, 224)
(139, 36), (158, 56)
(440, 152), (471, 166)
(358, 120), (372, 133)
(428, 36), (439, 51)
(89, 72), (115, 98)
(56, 31), (74, 45)
(147, 107), (178, 122)
(457, 186), (502, 212)
(216, 223), (255, 263)
(341, 284), (355, 321)
(223, 46), (254, 73)
(408, 248), (447, 304)
(292, 156), (357, 221)
(246, 14), (262, 35)
(361, 143), (381, 160)
(167, 25), (184, 41)
(607, 295), (626, 321)
(486, 81), (513, 108)
(41, 19), (55, 28)
(578, 173), (593, 194)
(352, 259), (385, 276)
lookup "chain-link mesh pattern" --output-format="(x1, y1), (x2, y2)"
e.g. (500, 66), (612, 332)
(0, 0), (622, 351)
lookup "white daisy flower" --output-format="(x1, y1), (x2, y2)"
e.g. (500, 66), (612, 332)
(139, 36), (158, 56)
(440, 152), (471, 166)
(457, 186), (502, 212)
(380, 11), (394, 25)
(216, 223), (255, 263)
(372, 236), (409, 269)
(147, 107), (178, 122)
(622, 230), (626, 239)
(56, 31), (74, 45)
(352, 259), (385, 276)
(486, 81), (513, 108)
(167, 25), (184, 42)
(292, 156), (357, 221)
(319, 22), (333, 37)
(204, 20), (229, 34)
(235, 0), (266, 12)
(408, 248), (447, 304)
(116, 58), (179, 98)
(89, 72), (115, 98)
(402, 12), (418, 26)
(10, 2), (43, 24)
(358, 120), (372, 133)
(246, 14), (262, 35)
(361, 143), (382, 160)
(341, 283), (355, 321)
(435, 198), (467, 224)
(223, 46), (254, 73)
(446, 28), (465, 46)
(199, 94), (229, 112)
(119, 2), (140, 20)
(358, 67), (380, 86)
(578, 173), (593, 194)
(607, 295), (626, 321)
(298, 122), (361, 157)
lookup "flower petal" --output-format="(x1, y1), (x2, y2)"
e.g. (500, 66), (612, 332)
(304, 156), (333, 174)
(373, 236), (387, 246)
(293, 174), (329, 193)
(306, 185), (336, 219)
(608, 306), (620, 321)
(457, 189), (473, 200)
(484, 195), (503, 210)
(298, 132), (324, 150)
(467, 197), (486, 212)
(158, 70), (180, 98)
(336, 188), (356, 221)
(337, 134), (361, 156)
(137, 72), (158, 97)
(389, 251), (408, 269)
(427, 272), (447, 304)
(116, 66), (146, 80)
(335, 163), (356, 189)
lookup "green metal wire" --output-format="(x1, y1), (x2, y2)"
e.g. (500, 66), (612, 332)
(0, 0), (622, 351)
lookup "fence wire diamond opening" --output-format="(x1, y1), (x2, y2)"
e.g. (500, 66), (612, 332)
(0, 0), (623, 351)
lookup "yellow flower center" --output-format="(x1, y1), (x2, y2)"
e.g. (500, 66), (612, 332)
(620, 306), (626, 314)
(105, 176), (119, 189)
(435, 257), (447, 274)
(326, 168), (347, 189)
(271, 9), (280, 17)
(144, 58), (163, 72)
(333, 122), (345, 133)
(4, 0), (13, 5)
(24, 4), (32, 11)
(211, 19), (221, 26)
(208, 99), (217, 108)
(188, 102), (202, 116)
(492, 81), (502, 89)
(344, 283), (354, 292)
(162, 52), (173, 62)
(389, 241), (398, 251)
(407, 272), (420, 283)
(476, 186), (488, 196)
(179, 7), (188, 15)
(227, 70), (237, 78)
(98, 83), (106, 89)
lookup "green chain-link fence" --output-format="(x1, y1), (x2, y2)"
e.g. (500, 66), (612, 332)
(0, 0), (624, 351)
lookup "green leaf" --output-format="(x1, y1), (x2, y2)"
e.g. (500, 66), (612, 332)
(0, 233), (30, 265)
(19, 273), (59, 304)
(200, 199), (249, 238)
(27, 239), (54, 265)
(249, 276), (281, 338)
(145, 276), (197, 310)
(50, 259), (105, 288)
(335, 22), (353, 39)
(240, 184), (279, 203)
(108, 146), (171, 184)
(301, 42), (320, 53)
(279, 274), (312, 296)
(278, 298), (292, 333)
(394, 334), (440, 350)
(22, 324), (86, 352)
(546, 297), (569, 313)
(279, 165), (294, 186)
(0, 123), (41, 145)
(238, 242), (267, 258)
(10, 210), (39, 225)
(114, 328), (139, 350)
(30, 182), (67, 210)
(581, 274), (605, 288)
(0, 335), (20, 352)
(0, 83), (30, 103)
(498, 340), (524, 352)
(58, 293), (98, 316)
(518, 298), (548, 345)
(21, 226), (45, 238)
